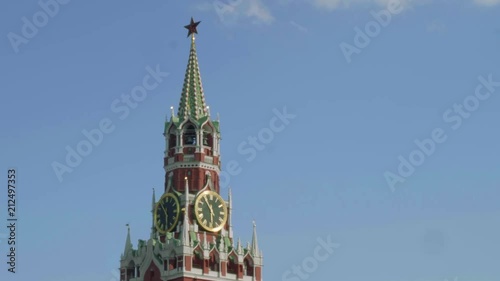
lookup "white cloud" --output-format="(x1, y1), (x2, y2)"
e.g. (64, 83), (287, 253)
(197, 0), (274, 25)
(313, 0), (345, 10)
(193, 2), (214, 11)
(309, 0), (498, 10)
(246, 0), (275, 24)
(196, 0), (498, 28)
(311, 0), (432, 10)
(473, 0), (500, 6)
(290, 21), (309, 32)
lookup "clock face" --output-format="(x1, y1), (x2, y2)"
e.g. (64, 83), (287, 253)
(194, 190), (228, 232)
(154, 193), (180, 233)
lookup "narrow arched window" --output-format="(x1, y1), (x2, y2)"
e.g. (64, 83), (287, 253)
(244, 258), (253, 276)
(183, 125), (196, 145)
(227, 255), (237, 274)
(192, 250), (203, 269)
(209, 253), (219, 271)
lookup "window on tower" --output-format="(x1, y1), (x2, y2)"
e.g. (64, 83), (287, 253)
(227, 255), (238, 274)
(171, 259), (176, 270)
(168, 134), (176, 155)
(202, 133), (209, 146)
(202, 125), (214, 148)
(244, 258), (254, 276)
(126, 261), (135, 280)
(177, 256), (183, 270)
(209, 252), (219, 272)
(183, 124), (196, 145)
(192, 250), (203, 269)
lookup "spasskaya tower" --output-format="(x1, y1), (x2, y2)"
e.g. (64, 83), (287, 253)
(119, 18), (263, 281)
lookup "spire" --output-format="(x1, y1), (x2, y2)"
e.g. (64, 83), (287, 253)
(237, 237), (243, 254)
(228, 187), (233, 238)
(181, 177), (190, 245)
(124, 224), (132, 256)
(178, 18), (208, 122)
(150, 188), (156, 239)
(220, 233), (226, 252)
(251, 220), (259, 256)
(203, 231), (208, 250)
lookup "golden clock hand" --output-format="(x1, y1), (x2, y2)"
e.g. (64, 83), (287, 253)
(160, 204), (168, 218)
(203, 197), (215, 223)
(204, 197), (214, 214)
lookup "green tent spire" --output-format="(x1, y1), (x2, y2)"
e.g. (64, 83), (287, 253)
(178, 18), (208, 123)
(123, 224), (132, 256)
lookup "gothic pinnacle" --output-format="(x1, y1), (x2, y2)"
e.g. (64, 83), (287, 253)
(150, 188), (156, 238)
(181, 177), (190, 246)
(123, 224), (132, 256)
(228, 187), (233, 238)
(251, 220), (259, 256)
(237, 237), (243, 254)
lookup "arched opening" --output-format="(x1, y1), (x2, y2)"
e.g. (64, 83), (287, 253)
(202, 124), (214, 156)
(227, 254), (238, 274)
(165, 251), (177, 271)
(203, 132), (212, 147)
(168, 133), (176, 156)
(209, 252), (219, 272)
(192, 250), (203, 269)
(244, 257), (254, 276)
(183, 124), (197, 146)
(126, 260), (136, 280)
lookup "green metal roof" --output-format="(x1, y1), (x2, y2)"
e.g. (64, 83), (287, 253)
(177, 39), (208, 123)
(163, 39), (221, 135)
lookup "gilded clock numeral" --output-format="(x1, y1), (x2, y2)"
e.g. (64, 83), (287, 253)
(218, 217), (224, 222)
(198, 213), (204, 218)
(203, 219), (207, 225)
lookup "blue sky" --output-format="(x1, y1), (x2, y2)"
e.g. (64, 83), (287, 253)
(1, 0), (500, 281)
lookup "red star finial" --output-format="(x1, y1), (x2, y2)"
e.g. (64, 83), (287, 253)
(184, 17), (201, 38)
